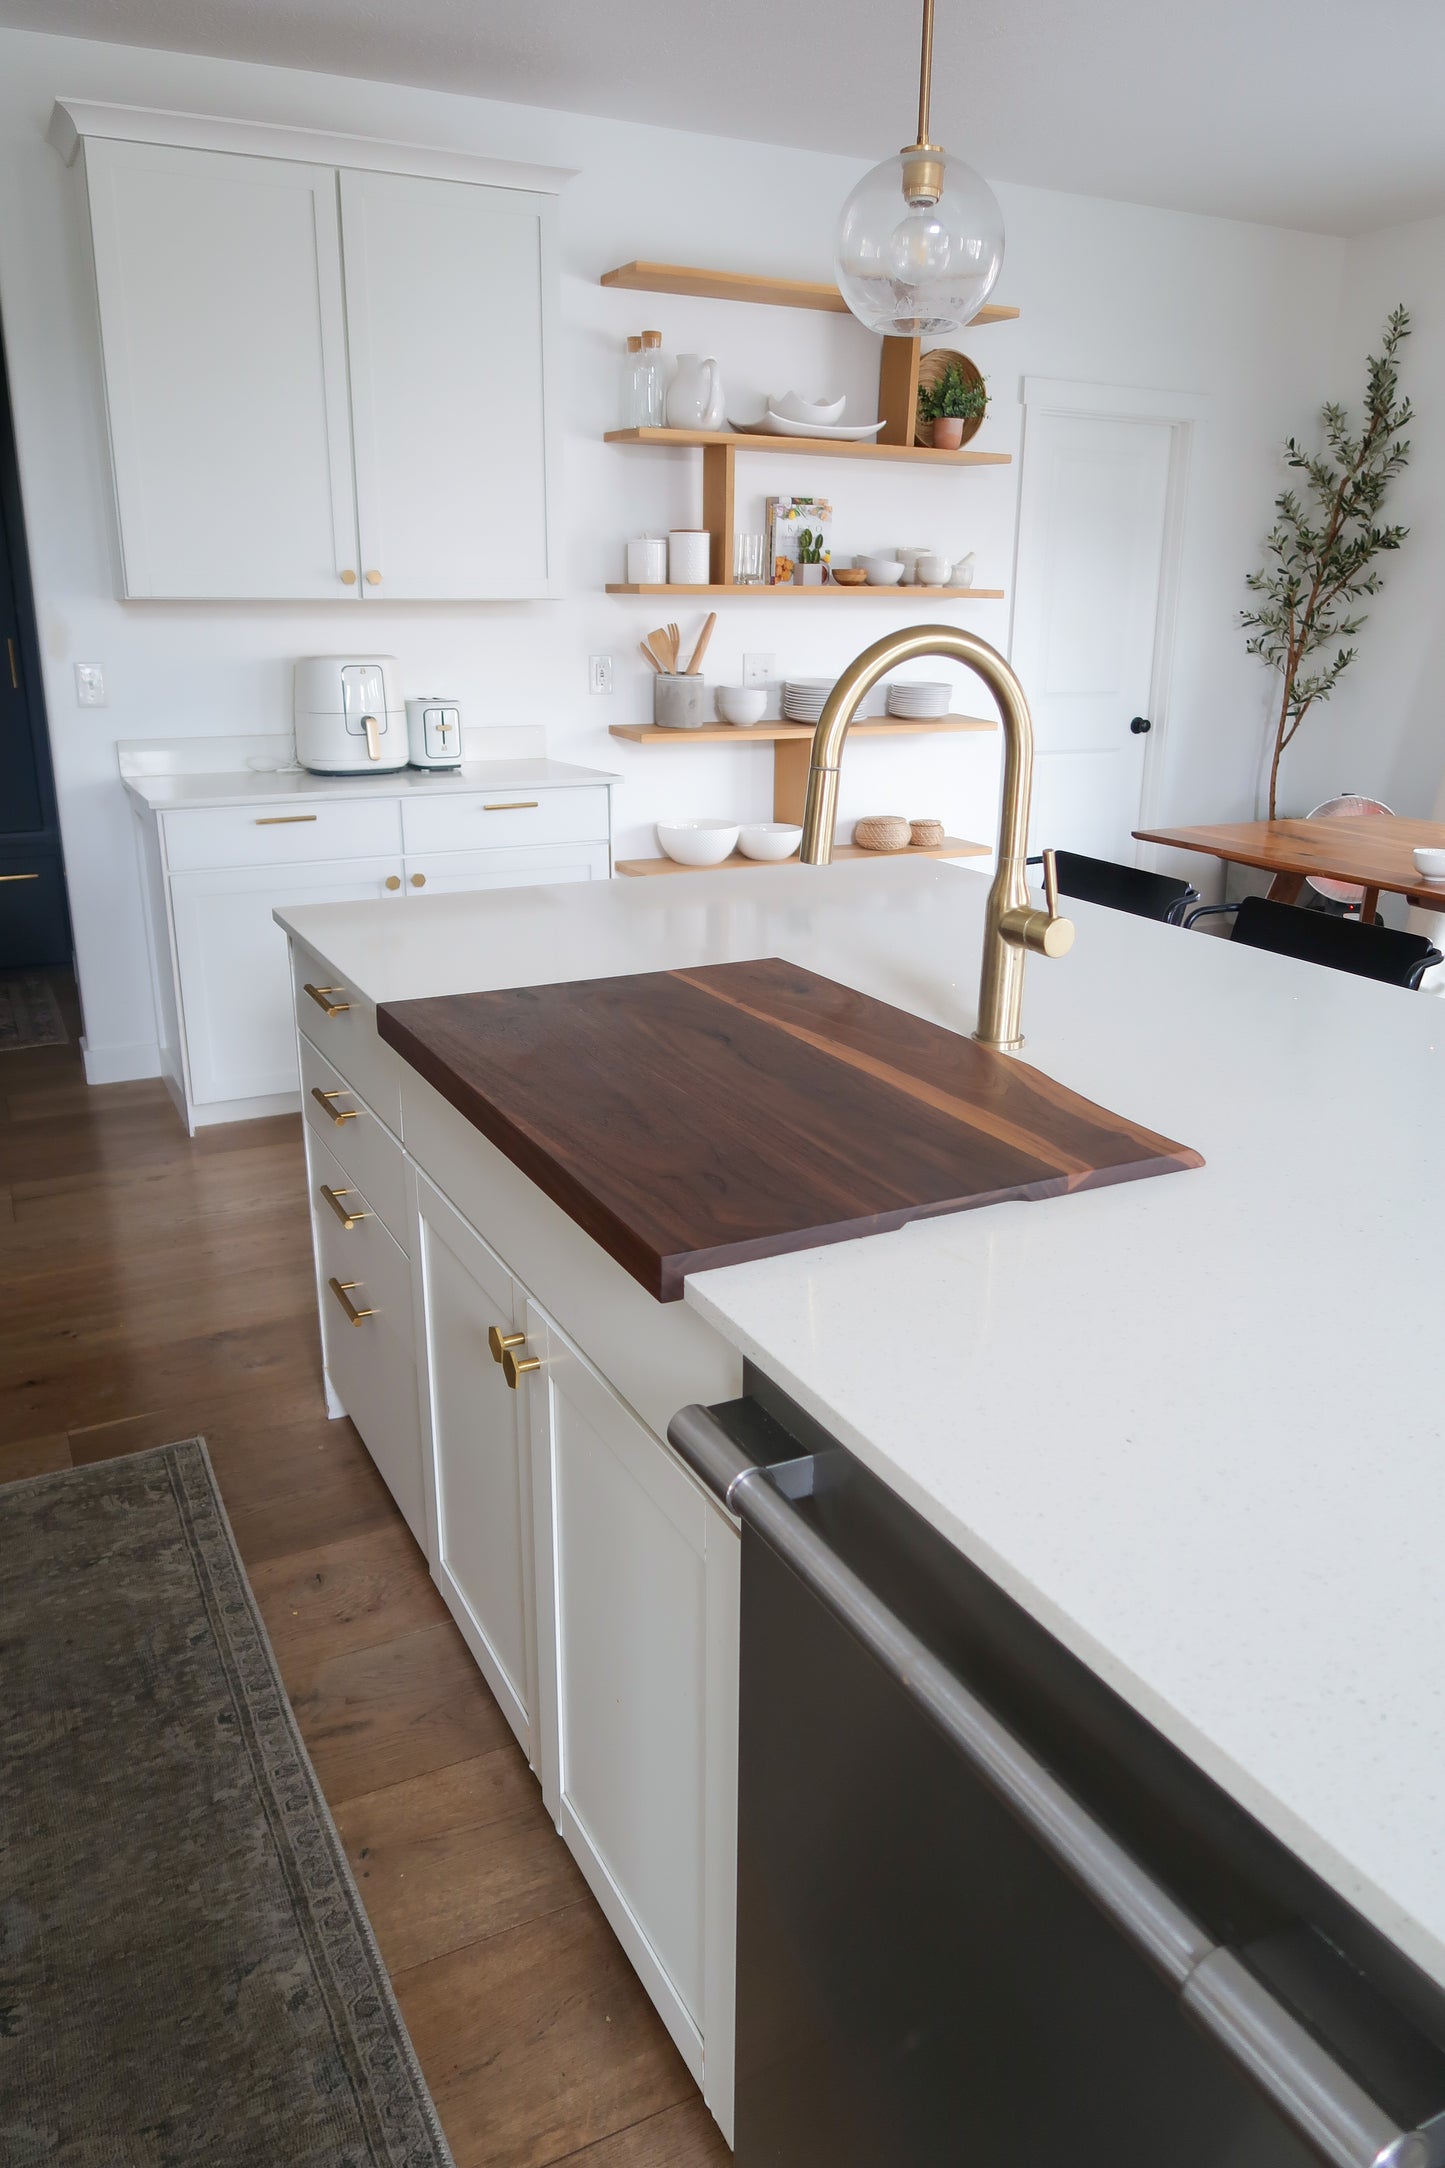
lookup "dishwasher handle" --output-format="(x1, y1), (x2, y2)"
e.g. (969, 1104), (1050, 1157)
(667, 1404), (1434, 2168)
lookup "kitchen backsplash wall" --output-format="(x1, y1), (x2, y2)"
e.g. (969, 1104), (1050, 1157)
(0, 26), (1344, 1079)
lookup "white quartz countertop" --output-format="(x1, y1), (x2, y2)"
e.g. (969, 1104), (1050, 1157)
(278, 856), (1445, 1990)
(124, 756), (617, 813)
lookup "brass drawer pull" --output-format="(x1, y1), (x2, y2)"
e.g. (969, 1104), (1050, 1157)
(320, 1184), (369, 1230)
(488, 1326), (524, 1363)
(483, 801), (539, 812)
(6, 636), (17, 690)
(304, 982), (351, 1018)
(311, 1086), (358, 1124)
(0, 872), (39, 882)
(329, 1277), (376, 1326)
(256, 813), (319, 826)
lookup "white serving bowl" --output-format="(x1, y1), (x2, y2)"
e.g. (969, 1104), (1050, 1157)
(1413, 846), (1445, 881)
(861, 556), (905, 586)
(656, 819), (739, 867)
(775, 390), (847, 426)
(715, 686), (768, 726)
(738, 822), (803, 863)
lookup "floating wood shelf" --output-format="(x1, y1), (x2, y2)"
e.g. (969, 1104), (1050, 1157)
(607, 583), (1006, 599)
(600, 261), (1019, 325)
(617, 837), (987, 877)
(605, 426), (1010, 469)
(612, 716), (998, 825)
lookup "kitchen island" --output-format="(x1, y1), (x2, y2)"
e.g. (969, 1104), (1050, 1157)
(277, 855), (1445, 2151)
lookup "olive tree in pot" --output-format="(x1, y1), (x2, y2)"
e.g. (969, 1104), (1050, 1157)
(1242, 306), (1413, 820)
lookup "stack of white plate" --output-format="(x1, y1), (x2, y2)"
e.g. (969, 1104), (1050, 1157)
(782, 678), (836, 722)
(886, 680), (952, 720)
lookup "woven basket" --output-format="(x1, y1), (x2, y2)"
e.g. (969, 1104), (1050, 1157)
(853, 814), (911, 853)
(909, 818), (945, 848)
(914, 349), (984, 449)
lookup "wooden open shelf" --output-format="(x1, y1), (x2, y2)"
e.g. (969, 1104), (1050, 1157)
(618, 837), (987, 877)
(607, 582), (1005, 599)
(605, 426), (1010, 469)
(609, 715), (995, 745)
(601, 261), (1019, 324)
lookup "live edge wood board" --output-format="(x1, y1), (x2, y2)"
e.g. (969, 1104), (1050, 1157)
(378, 959), (1202, 1303)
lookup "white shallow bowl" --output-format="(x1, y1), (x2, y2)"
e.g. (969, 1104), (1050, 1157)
(862, 556), (905, 586)
(775, 390), (847, 426)
(738, 822), (803, 862)
(656, 819), (739, 867)
(1413, 846), (1445, 882)
(715, 686), (769, 726)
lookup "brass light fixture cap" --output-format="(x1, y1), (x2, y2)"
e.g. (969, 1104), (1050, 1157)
(901, 142), (945, 207)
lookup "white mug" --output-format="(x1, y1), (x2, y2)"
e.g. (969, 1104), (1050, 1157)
(626, 536), (667, 584)
(669, 529), (712, 586)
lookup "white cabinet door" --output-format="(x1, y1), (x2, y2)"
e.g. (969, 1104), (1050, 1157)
(526, 1301), (739, 2115)
(404, 841), (611, 897)
(83, 138), (358, 600)
(340, 169), (557, 600)
(171, 858), (401, 1107)
(412, 1175), (535, 1755)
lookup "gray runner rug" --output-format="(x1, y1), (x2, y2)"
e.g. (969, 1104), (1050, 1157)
(0, 1439), (454, 2168)
(0, 977), (67, 1052)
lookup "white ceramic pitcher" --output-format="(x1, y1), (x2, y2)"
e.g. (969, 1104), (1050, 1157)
(666, 354), (726, 431)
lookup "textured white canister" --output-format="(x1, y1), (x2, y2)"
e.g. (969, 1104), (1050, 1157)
(626, 536), (667, 584)
(668, 529), (711, 586)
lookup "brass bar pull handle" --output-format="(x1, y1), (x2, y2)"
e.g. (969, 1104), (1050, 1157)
(311, 1086), (358, 1124)
(484, 801), (539, 812)
(329, 1277), (376, 1326)
(320, 1184), (369, 1230)
(503, 1349), (541, 1390)
(5, 636), (17, 691)
(0, 872), (39, 883)
(304, 983), (351, 1018)
(256, 814), (319, 826)
(488, 1326), (524, 1364)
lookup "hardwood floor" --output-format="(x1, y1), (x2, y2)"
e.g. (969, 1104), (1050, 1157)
(0, 977), (729, 2167)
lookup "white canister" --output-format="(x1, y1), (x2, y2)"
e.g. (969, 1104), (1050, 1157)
(626, 536), (668, 585)
(669, 529), (712, 586)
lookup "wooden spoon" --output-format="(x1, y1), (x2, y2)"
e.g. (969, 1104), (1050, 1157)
(686, 612), (717, 675)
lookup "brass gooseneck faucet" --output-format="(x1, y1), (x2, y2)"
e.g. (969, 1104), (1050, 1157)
(799, 624), (1074, 1051)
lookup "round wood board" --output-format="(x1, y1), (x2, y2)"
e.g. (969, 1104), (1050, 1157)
(914, 349), (984, 448)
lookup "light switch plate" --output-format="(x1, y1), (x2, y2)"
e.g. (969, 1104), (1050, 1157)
(75, 662), (106, 706)
(742, 652), (775, 689)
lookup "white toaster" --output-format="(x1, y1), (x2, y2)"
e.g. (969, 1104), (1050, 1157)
(406, 697), (463, 770)
(294, 656), (407, 774)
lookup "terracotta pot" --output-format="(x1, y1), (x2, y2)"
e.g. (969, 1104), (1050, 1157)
(932, 415), (965, 450)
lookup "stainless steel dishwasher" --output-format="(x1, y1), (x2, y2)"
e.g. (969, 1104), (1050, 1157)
(670, 1376), (1445, 2168)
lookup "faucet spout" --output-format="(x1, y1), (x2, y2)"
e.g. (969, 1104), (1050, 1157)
(798, 623), (1073, 1050)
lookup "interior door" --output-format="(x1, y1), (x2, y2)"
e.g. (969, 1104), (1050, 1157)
(340, 169), (554, 599)
(1011, 410), (1174, 862)
(83, 138), (359, 599)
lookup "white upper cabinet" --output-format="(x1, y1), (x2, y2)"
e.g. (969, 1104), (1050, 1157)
(58, 105), (567, 602)
(83, 139), (358, 601)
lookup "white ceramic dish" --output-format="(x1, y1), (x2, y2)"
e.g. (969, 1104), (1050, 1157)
(1412, 846), (1445, 882)
(758, 411), (887, 441)
(861, 556), (905, 586)
(738, 822), (803, 863)
(656, 820), (739, 867)
(775, 391), (847, 426)
(715, 686), (769, 726)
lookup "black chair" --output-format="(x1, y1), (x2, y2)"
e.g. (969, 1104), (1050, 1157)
(1186, 894), (1443, 989)
(1026, 849), (1200, 925)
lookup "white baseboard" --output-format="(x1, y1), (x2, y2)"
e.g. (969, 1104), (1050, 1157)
(81, 1036), (162, 1085)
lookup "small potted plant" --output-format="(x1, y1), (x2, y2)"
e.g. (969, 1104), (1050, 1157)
(919, 361), (988, 450)
(792, 527), (827, 585)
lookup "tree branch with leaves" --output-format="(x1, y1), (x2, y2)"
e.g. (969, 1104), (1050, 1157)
(1242, 305), (1413, 819)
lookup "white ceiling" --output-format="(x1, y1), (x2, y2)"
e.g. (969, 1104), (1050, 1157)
(6, 0), (1445, 236)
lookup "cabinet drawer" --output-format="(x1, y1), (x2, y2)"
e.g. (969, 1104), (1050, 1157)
(401, 787), (609, 856)
(300, 1034), (408, 1246)
(403, 841), (611, 896)
(308, 1127), (423, 1541)
(164, 797), (402, 872)
(292, 944), (405, 1133)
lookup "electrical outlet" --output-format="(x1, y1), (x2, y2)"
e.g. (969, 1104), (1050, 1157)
(75, 662), (106, 707)
(742, 652), (775, 690)
(588, 654), (614, 695)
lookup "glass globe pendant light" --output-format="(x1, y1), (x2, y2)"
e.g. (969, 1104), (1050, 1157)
(835, 0), (1004, 337)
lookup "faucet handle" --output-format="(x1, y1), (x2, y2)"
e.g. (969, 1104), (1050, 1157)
(1042, 847), (1062, 920)
(1001, 848), (1075, 959)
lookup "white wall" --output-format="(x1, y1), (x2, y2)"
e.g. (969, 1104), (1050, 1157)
(0, 27), (1343, 1075)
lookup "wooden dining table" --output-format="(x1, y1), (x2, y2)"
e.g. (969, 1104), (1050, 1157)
(1133, 815), (1445, 924)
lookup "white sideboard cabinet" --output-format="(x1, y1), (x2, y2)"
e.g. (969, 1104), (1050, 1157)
(51, 103), (568, 602)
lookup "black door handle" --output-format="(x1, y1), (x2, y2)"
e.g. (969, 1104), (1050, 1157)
(1130, 715), (1152, 735)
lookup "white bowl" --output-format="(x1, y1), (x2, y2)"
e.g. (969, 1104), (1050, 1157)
(656, 820), (739, 867)
(861, 556), (905, 586)
(775, 390), (847, 426)
(715, 686), (768, 726)
(1413, 846), (1445, 882)
(738, 822), (803, 863)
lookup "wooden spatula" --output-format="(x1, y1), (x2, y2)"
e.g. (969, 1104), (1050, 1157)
(639, 640), (662, 673)
(686, 612), (717, 675)
(646, 627), (673, 672)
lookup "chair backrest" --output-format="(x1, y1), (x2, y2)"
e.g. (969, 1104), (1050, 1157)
(1050, 850), (1197, 925)
(1230, 895), (1441, 988)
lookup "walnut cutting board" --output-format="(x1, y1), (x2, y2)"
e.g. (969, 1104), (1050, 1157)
(378, 958), (1203, 1303)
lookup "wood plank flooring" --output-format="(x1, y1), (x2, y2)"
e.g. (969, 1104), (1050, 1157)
(0, 976), (728, 2167)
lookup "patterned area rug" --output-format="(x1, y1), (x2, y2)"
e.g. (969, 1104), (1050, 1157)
(0, 977), (67, 1052)
(0, 1439), (454, 2167)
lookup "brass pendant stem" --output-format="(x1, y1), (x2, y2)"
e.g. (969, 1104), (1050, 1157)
(916, 0), (936, 152)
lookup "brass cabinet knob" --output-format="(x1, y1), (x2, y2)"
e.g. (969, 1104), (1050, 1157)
(503, 1348), (542, 1390)
(365, 570), (382, 586)
(488, 1325), (524, 1364)
(410, 872), (426, 888)
(384, 874), (401, 891)
(340, 568), (358, 585)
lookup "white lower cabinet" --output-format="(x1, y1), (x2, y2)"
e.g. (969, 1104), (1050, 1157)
(412, 1175), (536, 1757)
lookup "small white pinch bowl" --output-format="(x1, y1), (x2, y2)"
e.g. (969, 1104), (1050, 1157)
(775, 391), (847, 426)
(715, 686), (769, 726)
(656, 820), (740, 867)
(1412, 846), (1445, 882)
(738, 822), (803, 863)
(861, 555), (905, 586)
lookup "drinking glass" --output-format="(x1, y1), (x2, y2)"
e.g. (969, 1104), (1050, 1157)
(733, 533), (765, 585)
